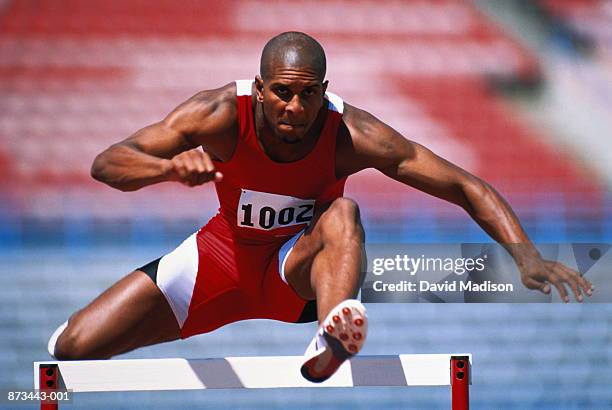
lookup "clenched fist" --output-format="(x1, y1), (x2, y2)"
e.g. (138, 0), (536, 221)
(165, 149), (223, 187)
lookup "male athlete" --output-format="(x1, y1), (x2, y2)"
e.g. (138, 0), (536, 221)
(48, 32), (593, 383)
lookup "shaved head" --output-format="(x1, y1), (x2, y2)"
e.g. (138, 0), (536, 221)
(260, 32), (326, 82)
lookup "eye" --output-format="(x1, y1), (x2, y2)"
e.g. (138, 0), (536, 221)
(302, 88), (316, 97)
(276, 86), (289, 96)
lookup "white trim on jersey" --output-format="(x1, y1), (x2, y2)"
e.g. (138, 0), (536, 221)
(236, 79), (253, 96)
(325, 92), (344, 114)
(157, 233), (199, 328)
(278, 229), (305, 285)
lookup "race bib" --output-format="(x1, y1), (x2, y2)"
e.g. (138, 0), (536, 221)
(237, 189), (315, 230)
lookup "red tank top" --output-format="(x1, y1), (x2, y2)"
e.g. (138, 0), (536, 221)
(211, 79), (346, 242)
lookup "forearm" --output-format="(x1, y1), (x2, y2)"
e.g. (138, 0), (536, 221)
(91, 144), (173, 192)
(462, 179), (541, 264)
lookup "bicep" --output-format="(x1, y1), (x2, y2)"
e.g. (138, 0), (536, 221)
(116, 85), (235, 159)
(380, 140), (475, 205)
(120, 120), (195, 160)
(344, 104), (477, 206)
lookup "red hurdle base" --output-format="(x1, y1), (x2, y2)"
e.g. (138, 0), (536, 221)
(451, 355), (470, 410)
(39, 363), (58, 410)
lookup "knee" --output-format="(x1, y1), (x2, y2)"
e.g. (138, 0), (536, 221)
(320, 198), (364, 243)
(53, 318), (96, 360)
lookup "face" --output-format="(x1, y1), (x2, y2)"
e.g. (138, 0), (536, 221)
(256, 66), (328, 144)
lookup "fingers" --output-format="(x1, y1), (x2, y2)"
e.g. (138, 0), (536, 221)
(170, 149), (223, 187)
(550, 278), (570, 303)
(542, 261), (594, 303)
(546, 262), (577, 302)
(562, 264), (593, 296)
(522, 276), (551, 294)
(522, 260), (594, 303)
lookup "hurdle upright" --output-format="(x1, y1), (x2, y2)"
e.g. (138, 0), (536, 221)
(35, 353), (471, 409)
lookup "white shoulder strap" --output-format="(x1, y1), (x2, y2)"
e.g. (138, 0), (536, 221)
(325, 92), (344, 114)
(236, 79), (253, 96)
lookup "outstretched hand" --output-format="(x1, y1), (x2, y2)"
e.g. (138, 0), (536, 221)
(166, 149), (223, 187)
(519, 257), (593, 303)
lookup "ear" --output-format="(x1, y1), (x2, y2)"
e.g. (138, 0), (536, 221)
(255, 75), (264, 102)
(322, 80), (329, 95)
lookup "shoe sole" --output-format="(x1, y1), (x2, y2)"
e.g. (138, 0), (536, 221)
(301, 300), (368, 383)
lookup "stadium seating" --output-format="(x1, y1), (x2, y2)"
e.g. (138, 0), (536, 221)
(0, 0), (607, 243)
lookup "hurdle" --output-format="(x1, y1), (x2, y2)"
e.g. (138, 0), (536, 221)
(35, 354), (471, 409)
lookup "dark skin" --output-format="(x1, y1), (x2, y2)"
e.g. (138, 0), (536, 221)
(54, 61), (593, 360)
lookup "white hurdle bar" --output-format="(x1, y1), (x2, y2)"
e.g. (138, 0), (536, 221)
(35, 354), (471, 409)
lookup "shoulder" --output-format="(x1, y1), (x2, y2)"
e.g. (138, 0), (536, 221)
(336, 103), (414, 176)
(164, 82), (238, 137)
(190, 82), (237, 110)
(342, 103), (404, 154)
(342, 103), (380, 136)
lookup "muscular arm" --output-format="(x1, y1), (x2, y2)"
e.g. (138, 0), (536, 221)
(91, 84), (236, 191)
(340, 104), (530, 245)
(339, 103), (592, 301)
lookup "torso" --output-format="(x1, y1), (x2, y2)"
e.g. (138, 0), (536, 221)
(208, 80), (347, 242)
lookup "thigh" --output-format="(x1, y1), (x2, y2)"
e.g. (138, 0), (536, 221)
(282, 205), (331, 300)
(282, 199), (366, 300)
(64, 269), (180, 358)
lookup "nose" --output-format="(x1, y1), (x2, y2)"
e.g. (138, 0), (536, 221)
(285, 94), (304, 115)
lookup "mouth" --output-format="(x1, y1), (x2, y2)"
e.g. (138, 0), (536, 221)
(278, 121), (305, 129)
(276, 123), (305, 144)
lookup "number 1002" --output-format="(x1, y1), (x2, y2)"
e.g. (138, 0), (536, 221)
(240, 203), (313, 229)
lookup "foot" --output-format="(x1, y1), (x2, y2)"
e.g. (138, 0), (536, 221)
(300, 299), (368, 383)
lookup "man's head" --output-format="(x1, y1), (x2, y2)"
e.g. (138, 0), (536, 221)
(256, 32), (328, 144)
